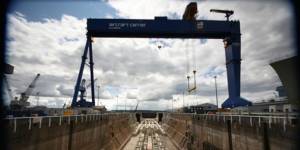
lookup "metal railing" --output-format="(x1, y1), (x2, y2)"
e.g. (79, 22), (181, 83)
(5, 112), (132, 133)
(5, 112), (299, 133)
(169, 113), (299, 131)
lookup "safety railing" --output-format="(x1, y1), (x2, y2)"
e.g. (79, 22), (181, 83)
(5, 112), (133, 133)
(168, 112), (299, 131)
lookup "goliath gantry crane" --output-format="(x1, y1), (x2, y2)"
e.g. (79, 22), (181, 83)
(71, 2), (252, 108)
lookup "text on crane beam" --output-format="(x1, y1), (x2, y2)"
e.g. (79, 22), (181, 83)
(108, 23), (146, 30)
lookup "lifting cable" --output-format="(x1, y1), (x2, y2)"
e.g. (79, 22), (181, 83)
(185, 40), (197, 94)
(184, 40), (190, 76)
(182, 2), (198, 95)
(184, 40), (191, 92)
(192, 40), (196, 72)
(192, 39), (197, 92)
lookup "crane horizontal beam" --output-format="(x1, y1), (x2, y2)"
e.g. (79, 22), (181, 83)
(87, 18), (240, 39)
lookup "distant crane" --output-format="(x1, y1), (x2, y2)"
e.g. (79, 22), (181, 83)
(86, 78), (97, 89)
(10, 73), (41, 109)
(72, 78), (97, 107)
(79, 78), (97, 100)
(19, 73), (41, 104)
(134, 101), (140, 112)
(79, 79), (87, 103)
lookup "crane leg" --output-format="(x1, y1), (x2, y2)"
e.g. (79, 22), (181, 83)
(222, 36), (251, 108)
(71, 37), (90, 107)
(88, 36), (95, 106)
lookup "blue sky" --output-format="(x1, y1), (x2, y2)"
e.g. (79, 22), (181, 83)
(8, 1), (117, 21)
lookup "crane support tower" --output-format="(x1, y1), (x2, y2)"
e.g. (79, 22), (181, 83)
(72, 2), (252, 108)
(71, 34), (96, 108)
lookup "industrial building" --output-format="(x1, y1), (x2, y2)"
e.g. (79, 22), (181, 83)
(233, 98), (299, 113)
(179, 103), (218, 114)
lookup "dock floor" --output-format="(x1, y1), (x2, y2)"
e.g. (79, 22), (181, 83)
(123, 119), (177, 150)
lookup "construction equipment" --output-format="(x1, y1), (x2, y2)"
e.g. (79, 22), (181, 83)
(210, 9), (234, 21)
(19, 74), (40, 103)
(71, 34), (96, 108)
(86, 78), (97, 89)
(72, 78), (97, 107)
(10, 73), (40, 109)
(187, 70), (197, 93)
(183, 3), (198, 94)
(183, 2), (198, 21)
(134, 101), (140, 112)
(63, 108), (74, 116)
(73, 2), (252, 108)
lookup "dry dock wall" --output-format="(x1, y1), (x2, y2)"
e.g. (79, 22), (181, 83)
(5, 112), (299, 150)
(6, 113), (136, 150)
(164, 113), (299, 150)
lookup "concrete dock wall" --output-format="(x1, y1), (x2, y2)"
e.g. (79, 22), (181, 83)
(6, 113), (136, 150)
(5, 112), (298, 150)
(164, 113), (299, 150)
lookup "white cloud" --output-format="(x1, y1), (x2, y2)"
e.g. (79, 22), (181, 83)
(107, 0), (189, 19)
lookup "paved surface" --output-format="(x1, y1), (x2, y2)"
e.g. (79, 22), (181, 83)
(123, 135), (139, 150)
(123, 119), (177, 150)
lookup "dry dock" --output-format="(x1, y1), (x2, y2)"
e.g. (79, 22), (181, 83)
(5, 112), (299, 150)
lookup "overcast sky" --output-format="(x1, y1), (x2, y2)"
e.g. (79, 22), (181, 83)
(4, 0), (296, 110)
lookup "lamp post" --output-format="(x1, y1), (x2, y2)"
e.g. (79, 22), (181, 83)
(97, 85), (100, 106)
(116, 95), (118, 111)
(125, 98), (127, 112)
(214, 76), (219, 108)
(36, 92), (40, 106)
(182, 91), (185, 108)
(172, 99), (174, 112)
